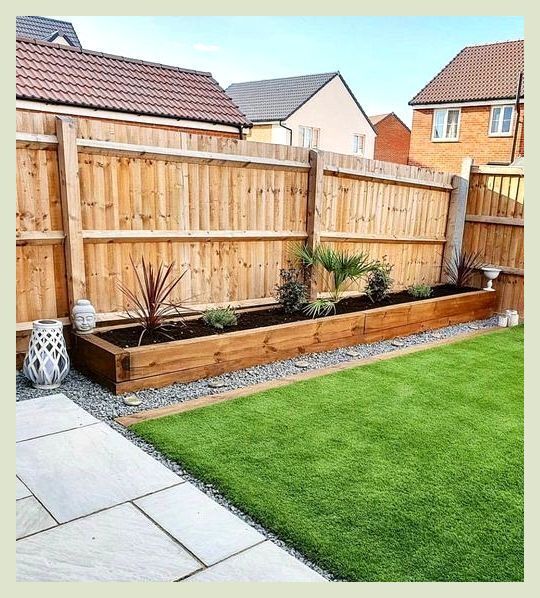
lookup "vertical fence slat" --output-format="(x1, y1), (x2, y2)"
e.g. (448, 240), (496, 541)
(56, 116), (86, 311)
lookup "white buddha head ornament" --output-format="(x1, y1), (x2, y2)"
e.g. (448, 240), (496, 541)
(71, 299), (97, 334)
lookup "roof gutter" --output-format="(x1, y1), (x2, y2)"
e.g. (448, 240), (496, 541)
(279, 120), (293, 145)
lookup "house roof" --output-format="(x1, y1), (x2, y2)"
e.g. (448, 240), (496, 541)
(16, 16), (81, 47)
(369, 113), (390, 126)
(16, 38), (251, 128)
(369, 112), (411, 132)
(409, 40), (524, 106)
(226, 72), (341, 122)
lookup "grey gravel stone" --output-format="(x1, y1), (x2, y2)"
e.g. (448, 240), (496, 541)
(293, 360), (311, 369)
(123, 395), (142, 407)
(207, 381), (227, 389)
(345, 350), (360, 357)
(391, 340), (405, 347)
(15, 315), (498, 582)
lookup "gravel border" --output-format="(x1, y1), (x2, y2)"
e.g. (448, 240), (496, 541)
(16, 316), (499, 580)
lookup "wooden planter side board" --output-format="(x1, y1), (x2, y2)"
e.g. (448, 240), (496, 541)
(72, 290), (496, 394)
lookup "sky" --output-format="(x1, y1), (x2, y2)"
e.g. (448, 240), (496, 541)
(51, 16), (523, 126)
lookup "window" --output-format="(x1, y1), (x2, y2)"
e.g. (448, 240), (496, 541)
(299, 126), (320, 149)
(489, 105), (514, 136)
(352, 134), (366, 155)
(432, 108), (460, 141)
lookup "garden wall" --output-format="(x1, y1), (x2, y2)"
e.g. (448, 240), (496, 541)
(17, 108), (469, 359)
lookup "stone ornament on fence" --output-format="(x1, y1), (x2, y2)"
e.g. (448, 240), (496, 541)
(71, 299), (97, 334)
(23, 319), (70, 389)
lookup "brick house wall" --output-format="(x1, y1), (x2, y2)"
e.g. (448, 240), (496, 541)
(372, 115), (410, 164)
(408, 105), (525, 172)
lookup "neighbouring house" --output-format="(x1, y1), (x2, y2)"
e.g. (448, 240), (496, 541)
(16, 37), (251, 138)
(408, 40), (524, 172)
(226, 72), (376, 157)
(369, 113), (410, 164)
(16, 15), (82, 47)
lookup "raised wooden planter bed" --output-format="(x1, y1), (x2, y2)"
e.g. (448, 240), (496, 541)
(72, 290), (496, 394)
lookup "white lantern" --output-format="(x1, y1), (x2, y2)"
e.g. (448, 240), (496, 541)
(23, 320), (70, 389)
(505, 309), (519, 327)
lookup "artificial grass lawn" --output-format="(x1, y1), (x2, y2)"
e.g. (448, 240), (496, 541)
(132, 327), (524, 581)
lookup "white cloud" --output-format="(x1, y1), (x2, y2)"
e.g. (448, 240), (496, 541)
(193, 43), (220, 52)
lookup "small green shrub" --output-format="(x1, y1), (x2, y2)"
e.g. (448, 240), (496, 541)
(365, 257), (394, 303)
(408, 284), (433, 299)
(303, 298), (337, 318)
(202, 306), (238, 330)
(274, 268), (308, 313)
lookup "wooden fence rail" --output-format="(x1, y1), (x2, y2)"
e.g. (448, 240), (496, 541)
(21, 109), (522, 361)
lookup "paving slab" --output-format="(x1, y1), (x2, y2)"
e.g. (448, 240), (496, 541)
(16, 394), (98, 442)
(16, 503), (201, 582)
(16, 422), (182, 523)
(16, 497), (57, 539)
(16, 477), (32, 500)
(135, 482), (264, 566)
(185, 541), (327, 582)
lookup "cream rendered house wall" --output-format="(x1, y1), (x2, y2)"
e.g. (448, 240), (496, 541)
(247, 123), (290, 144)
(250, 76), (376, 157)
(247, 124), (274, 143)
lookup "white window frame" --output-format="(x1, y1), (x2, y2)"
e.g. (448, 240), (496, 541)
(299, 125), (320, 149)
(488, 104), (515, 137)
(352, 134), (366, 156)
(431, 108), (461, 142)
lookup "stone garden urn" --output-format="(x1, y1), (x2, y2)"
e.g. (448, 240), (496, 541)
(481, 267), (501, 291)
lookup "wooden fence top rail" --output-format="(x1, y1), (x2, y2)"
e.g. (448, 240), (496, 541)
(321, 232), (446, 244)
(16, 132), (58, 149)
(471, 165), (524, 176)
(465, 214), (524, 227)
(16, 230), (65, 245)
(323, 165), (454, 191)
(76, 138), (311, 171)
(81, 230), (308, 242)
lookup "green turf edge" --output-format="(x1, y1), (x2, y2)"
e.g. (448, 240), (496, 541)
(131, 326), (524, 581)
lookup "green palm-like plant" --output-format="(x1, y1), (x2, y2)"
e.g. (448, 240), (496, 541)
(292, 243), (378, 303)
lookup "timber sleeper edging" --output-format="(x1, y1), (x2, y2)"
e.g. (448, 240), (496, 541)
(72, 290), (497, 395)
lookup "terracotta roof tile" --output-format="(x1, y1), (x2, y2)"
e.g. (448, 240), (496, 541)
(16, 38), (250, 128)
(410, 40), (524, 105)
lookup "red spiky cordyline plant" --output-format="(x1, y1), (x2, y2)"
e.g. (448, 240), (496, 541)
(444, 249), (485, 288)
(118, 256), (188, 346)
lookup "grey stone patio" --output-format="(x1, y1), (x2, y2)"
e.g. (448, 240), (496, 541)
(16, 394), (326, 582)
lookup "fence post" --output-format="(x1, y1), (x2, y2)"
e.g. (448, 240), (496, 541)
(305, 149), (324, 300)
(442, 157), (473, 281)
(56, 116), (86, 312)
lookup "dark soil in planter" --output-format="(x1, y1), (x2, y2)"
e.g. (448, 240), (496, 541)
(98, 285), (476, 348)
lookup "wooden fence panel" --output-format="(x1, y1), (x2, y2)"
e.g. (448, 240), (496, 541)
(317, 150), (453, 293)
(462, 166), (524, 315)
(16, 141), (68, 322)
(16, 108), (459, 340)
